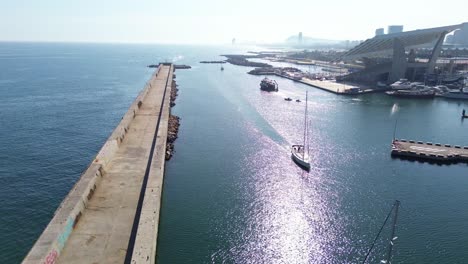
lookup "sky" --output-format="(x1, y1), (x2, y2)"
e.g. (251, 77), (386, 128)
(1, 0), (467, 44)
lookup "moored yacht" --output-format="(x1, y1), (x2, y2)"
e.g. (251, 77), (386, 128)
(441, 88), (468, 100)
(385, 89), (435, 98)
(390, 79), (412, 90)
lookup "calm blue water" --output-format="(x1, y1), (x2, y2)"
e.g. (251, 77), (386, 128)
(1, 43), (468, 263)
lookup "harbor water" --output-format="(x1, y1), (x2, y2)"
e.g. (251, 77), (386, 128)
(1, 43), (468, 263)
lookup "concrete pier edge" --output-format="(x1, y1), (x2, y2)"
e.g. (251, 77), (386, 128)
(129, 65), (173, 264)
(22, 65), (166, 264)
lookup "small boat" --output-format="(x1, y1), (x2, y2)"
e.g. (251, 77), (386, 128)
(291, 91), (310, 170)
(260, 77), (278, 92)
(462, 109), (468, 118)
(344, 87), (362, 94)
(296, 99), (301, 102)
(220, 66), (224, 71)
(284, 97), (292, 101)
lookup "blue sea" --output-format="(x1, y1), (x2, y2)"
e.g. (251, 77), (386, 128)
(1, 42), (468, 263)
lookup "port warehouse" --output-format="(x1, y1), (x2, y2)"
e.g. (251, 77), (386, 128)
(338, 23), (468, 85)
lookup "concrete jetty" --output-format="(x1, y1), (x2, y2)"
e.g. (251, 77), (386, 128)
(23, 64), (174, 264)
(299, 78), (363, 94)
(391, 139), (468, 163)
(249, 68), (375, 95)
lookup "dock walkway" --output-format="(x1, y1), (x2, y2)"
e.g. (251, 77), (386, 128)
(23, 64), (173, 264)
(391, 139), (468, 163)
(299, 78), (359, 94)
(251, 70), (375, 94)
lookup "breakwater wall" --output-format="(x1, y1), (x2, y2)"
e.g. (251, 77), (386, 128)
(23, 65), (167, 264)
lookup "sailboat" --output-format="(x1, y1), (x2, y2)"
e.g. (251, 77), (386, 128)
(291, 91), (311, 170)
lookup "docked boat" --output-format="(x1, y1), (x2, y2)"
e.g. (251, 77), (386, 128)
(432, 85), (449, 94)
(260, 77), (278, 92)
(284, 97), (292, 101)
(390, 79), (413, 90)
(441, 88), (468, 100)
(343, 87), (362, 94)
(385, 89), (435, 98)
(291, 91), (310, 171)
(296, 99), (301, 102)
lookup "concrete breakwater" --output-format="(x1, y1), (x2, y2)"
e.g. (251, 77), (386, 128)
(200, 60), (226, 64)
(23, 64), (174, 264)
(149, 64), (191, 69)
(222, 54), (272, 68)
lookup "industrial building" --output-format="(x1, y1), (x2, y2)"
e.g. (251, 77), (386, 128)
(446, 23), (468, 46)
(339, 23), (468, 84)
(388, 25), (403, 34)
(375, 28), (384, 36)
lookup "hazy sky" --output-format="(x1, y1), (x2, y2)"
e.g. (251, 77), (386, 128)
(1, 0), (467, 44)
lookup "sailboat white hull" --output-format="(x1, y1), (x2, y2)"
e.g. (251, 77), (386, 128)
(291, 145), (310, 170)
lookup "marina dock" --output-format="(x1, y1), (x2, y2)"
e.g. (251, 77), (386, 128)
(23, 64), (174, 264)
(298, 78), (372, 94)
(391, 139), (468, 163)
(249, 69), (375, 95)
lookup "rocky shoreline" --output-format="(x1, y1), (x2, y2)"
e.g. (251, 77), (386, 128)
(170, 80), (179, 107)
(166, 114), (180, 160)
(166, 79), (180, 160)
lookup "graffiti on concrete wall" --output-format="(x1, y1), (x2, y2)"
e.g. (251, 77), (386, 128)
(57, 217), (74, 251)
(42, 216), (74, 264)
(44, 250), (57, 264)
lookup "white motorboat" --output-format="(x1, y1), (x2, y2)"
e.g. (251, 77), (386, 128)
(291, 91), (311, 170)
(390, 79), (412, 90)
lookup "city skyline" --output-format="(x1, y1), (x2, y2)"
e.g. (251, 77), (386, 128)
(1, 0), (467, 44)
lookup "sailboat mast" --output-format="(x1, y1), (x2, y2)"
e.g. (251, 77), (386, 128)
(385, 200), (400, 263)
(393, 118), (398, 141)
(303, 91), (308, 157)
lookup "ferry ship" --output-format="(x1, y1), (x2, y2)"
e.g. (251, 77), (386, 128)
(260, 77), (278, 92)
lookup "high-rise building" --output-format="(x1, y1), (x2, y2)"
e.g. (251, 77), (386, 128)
(375, 28), (384, 36)
(388, 25), (403, 34)
(298, 32), (303, 44)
